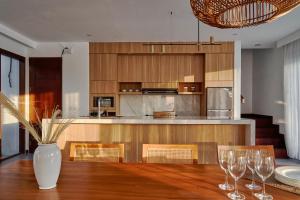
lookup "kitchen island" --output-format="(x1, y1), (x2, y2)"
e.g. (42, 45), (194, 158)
(48, 116), (255, 163)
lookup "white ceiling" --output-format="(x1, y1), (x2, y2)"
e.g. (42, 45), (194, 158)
(1, 0), (300, 48)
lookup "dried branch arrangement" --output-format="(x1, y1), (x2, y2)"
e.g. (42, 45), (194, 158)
(0, 92), (72, 144)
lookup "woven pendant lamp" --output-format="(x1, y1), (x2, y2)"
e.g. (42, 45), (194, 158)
(190, 0), (300, 28)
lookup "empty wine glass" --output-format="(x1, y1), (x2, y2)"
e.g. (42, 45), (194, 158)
(227, 150), (247, 200)
(254, 151), (275, 200)
(218, 149), (234, 191)
(245, 149), (262, 190)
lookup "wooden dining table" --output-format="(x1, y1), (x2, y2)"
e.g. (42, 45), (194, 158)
(0, 160), (299, 200)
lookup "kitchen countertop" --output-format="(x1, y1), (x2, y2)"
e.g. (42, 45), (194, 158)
(49, 116), (255, 125)
(44, 116), (256, 146)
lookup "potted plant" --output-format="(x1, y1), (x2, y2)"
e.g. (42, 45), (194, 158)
(0, 92), (72, 189)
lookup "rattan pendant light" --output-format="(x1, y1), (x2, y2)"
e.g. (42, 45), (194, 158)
(190, 0), (300, 28)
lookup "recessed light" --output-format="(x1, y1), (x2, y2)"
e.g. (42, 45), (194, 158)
(86, 34), (92, 37)
(232, 33), (238, 36)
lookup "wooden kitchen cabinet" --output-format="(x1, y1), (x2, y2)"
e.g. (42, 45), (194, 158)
(218, 53), (233, 81)
(90, 54), (117, 81)
(142, 55), (160, 82)
(117, 55), (143, 82)
(205, 53), (233, 81)
(205, 54), (219, 81)
(90, 81), (117, 94)
(159, 55), (179, 82)
(178, 55), (204, 82)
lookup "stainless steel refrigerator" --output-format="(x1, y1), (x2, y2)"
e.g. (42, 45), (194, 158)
(207, 87), (233, 119)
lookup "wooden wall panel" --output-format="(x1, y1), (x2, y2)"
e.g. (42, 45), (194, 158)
(218, 53), (234, 81)
(160, 55), (179, 82)
(205, 54), (219, 81)
(57, 124), (246, 163)
(205, 53), (233, 83)
(178, 55), (204, 82)
(117, 55), (143, 82)
(89, 42), (234, 54)
(142, 55), (160, 82)
(90, 54), (117, 81)
(90, 81), (117, 94)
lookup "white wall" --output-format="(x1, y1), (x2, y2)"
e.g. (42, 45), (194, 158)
(0, 34), (28, 57)
(241, 50), (253, 114)
(252, 47), (285, 131)
(234, 40), (241, 119)
(28, 42), (89, 117)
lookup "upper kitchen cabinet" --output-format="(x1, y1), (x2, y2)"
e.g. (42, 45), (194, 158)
(117, 55), (143, 82)
(205, 54), (219, 81)
(218, 53), (234, 81)
(90, 54), (117, 81)
(142, 55), (160, 82)
(160, 55), (179, 82)
(90, 81), (117, 94)
(178, 55), (204, 82)
(205, 53), (233, 82)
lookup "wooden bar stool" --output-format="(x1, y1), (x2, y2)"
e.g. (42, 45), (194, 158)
(69, 142), (124, 163)
(142, 144), (198, 164)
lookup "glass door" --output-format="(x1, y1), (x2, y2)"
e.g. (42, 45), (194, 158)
(1, 55), (20, 158)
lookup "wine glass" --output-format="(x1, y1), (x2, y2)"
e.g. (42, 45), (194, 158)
(245, 149), (262, 190)
(254, 151), (275, 200)
(227, 150), (247, 200)
(218, 149), (234, 191)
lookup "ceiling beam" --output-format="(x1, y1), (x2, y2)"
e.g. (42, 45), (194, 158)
(277, 28), (300, 48)
(0, 23), (37, 48)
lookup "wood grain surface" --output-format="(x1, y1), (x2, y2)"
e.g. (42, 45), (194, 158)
(56, 124), (246, 163)
(0, 160), (299, 200)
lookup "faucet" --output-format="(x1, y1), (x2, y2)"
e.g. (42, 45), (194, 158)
(97, 97), (102, 118)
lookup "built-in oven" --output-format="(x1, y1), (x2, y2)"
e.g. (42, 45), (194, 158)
(92, 96), (114, 108)
(90, 95), (116, 117)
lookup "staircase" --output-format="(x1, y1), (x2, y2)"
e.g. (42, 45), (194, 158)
(241, 114), (288, 159)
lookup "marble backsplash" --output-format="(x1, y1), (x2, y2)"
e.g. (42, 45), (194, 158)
(120, 95), (200, 116)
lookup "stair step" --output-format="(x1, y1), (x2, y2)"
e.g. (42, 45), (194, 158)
(255, 118), (273, 128)
(256, 125), (280, 138)
(241, 114), (273, 127)
(275, 148), (288, 159)
(255, 137), (284, 148)
(242, 114), (288, 158)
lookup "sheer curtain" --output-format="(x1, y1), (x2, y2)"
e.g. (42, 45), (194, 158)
(284, 39), (300, 159)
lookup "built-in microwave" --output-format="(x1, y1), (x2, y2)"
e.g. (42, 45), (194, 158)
(92, 96), (114, 108)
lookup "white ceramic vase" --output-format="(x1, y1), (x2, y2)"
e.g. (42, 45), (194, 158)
(33, 143), (62, 189)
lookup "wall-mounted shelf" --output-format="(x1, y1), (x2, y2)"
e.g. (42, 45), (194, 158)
(178, 82), (203, 93)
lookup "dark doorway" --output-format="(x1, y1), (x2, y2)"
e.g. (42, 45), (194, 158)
(29, 57), (62, 152)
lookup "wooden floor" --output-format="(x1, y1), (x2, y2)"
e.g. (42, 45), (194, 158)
(0, 160), (299, 200)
